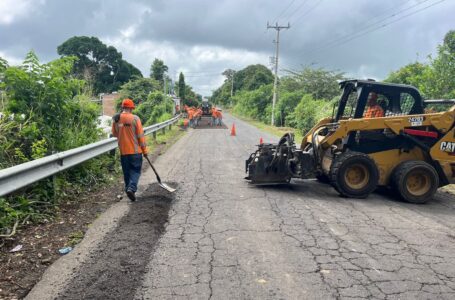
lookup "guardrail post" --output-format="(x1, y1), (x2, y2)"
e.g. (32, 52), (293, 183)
(162, 127), (166, 134)
(152, 131), (157, 140)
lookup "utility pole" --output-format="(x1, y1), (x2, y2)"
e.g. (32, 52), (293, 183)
(267, 22), (290, 126)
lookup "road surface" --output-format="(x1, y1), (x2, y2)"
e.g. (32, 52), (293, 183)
(27, 113), (455, 299)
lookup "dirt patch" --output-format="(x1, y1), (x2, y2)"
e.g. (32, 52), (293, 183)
(55, 183), (175, 300)
(0, 182), (124, 299)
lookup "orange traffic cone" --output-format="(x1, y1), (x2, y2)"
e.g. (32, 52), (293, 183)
(230, 123), (236, 136)
(259, 137), (263, 144)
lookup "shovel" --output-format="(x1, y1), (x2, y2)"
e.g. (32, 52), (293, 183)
(144, 155), (176, 193)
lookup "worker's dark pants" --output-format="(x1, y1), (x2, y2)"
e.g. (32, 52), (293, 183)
(120, 154), (143, 193)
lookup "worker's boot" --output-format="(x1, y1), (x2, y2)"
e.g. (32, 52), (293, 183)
(126, 189), (136, 201)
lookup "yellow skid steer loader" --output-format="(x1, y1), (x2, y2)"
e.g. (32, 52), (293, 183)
(245, 80), (455, 203)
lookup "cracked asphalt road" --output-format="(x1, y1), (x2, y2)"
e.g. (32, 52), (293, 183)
(28, 113), (455, 300)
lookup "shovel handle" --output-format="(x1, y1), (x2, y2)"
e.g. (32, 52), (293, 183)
(145, 155), (162, 183)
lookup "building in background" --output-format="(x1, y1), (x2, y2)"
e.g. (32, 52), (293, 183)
(100, 92), (118, 117)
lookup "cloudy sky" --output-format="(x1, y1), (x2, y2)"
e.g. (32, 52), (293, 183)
(0, 0), (453, 96)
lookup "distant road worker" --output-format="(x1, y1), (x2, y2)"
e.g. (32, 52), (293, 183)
(195, 107), (202, 127)
(112, 98), (148, 201)
(211, 107), (218, 126)
(215, 109), (223, 126)
(216, 110), (223, 126)
(188, 108), (194, 127)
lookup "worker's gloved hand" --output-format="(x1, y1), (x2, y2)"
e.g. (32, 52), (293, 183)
(143, 153), (148, 158)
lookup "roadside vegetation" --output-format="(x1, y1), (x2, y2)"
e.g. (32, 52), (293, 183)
(211, 30), (455, 136)
(0, 36), (194, 238)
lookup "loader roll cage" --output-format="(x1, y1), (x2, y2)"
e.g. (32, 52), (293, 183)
(334, 80), (425, 122)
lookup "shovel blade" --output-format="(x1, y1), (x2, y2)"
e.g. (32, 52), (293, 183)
(159, 182), (176, 193)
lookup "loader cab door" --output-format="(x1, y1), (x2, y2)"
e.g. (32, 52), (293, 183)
(356, 85), (423, 118)
(335, 82), (359, 122)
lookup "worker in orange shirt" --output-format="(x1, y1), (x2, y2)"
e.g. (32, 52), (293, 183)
(215, 109), (223, 126)
(112, 99), (148, 201)
(195, 107), (202, 127)
(211, 107), (218, 126)
(364, 92), (384, 118)
(188, 108), (194, 127)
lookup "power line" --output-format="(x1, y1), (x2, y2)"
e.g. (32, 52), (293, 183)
(312, 0), (431, 52)
(286, 0), (311, 20)
(291, 0), (323, 27)
(272, 0), (297, 23)
(304, 0), (437, 57)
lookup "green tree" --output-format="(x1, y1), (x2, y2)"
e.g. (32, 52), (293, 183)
(386, 30), (455, 99)
(0, 56), (8, 73)
(281, 67), (345, 100)
(150, 58), (168, 84)
(286, 94), (335, 134)
(275, 90), (305, 126)
(385, 62), (428, 87)
(234, 64), (274, 91)
(115, 77), (161, 108)
(232, 84), (273, 123)
(212, 64), (273, 106)
(4, 51), (90, 152)
(57, 36), (142, 94)
(134, 91), (173, 126)
(178, 72), (185, 100)
(0, 56), (8, 108)
(1, 52), (116, 235)
(426, 30), (455, 98)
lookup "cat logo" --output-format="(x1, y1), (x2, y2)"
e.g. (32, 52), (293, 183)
(440, 141), (455, 153)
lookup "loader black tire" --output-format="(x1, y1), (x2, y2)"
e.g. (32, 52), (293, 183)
(391, 161), (438, 204)
(330, 151), (379, 198)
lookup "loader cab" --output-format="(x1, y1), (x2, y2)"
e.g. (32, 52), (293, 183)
(334, 80), (424, 122)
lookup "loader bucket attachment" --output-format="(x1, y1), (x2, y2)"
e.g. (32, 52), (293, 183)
(245, 143), (292, 185)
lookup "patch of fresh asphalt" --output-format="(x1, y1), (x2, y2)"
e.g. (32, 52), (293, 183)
(55, 183), (175, 300)
(28, 113), (455, 299)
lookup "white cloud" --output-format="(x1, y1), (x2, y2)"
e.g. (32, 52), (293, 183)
(0, 51), (22, 66)
(104, 34), (269, 95)
(0, 0), (43, 25)
(1, 0), (454, 95)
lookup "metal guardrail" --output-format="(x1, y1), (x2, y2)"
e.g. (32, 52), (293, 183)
(0, 115), (181, 197)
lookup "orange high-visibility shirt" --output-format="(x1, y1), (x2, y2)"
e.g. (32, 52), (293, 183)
(212, 108), (217, 118)
(215, 110), (222, 118)
(364, 105), (384, 118)
(112, 112), (148, 155)
(188, 110), (194, 120)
